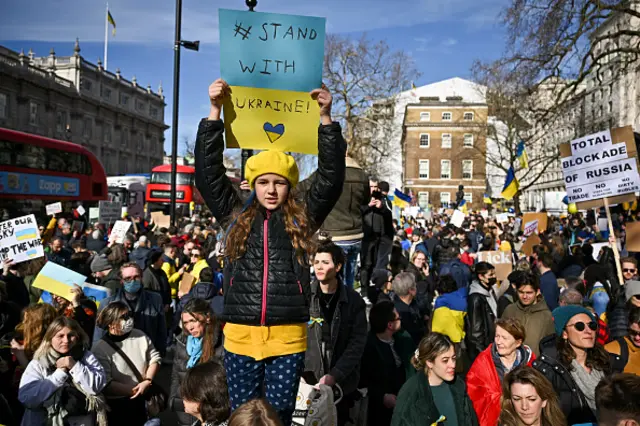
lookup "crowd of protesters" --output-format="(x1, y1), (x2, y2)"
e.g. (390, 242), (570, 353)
(1, 78), (640, 426)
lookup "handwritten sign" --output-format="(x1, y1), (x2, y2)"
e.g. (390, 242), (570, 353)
(219, 9), (326, 155)
(476, 250), (513, 282)
(109, 220), (132, 244)
(151, 211), (171, 229)
(450, 210), (465, 228)
(89, 207), (99, 222)
(98, 201), (122, 223)
(521, 233), (542, 257)
(76, 205), (86, 216)
(0, 214), (44, 264)
(523, 220), (539, 237)
(45, 202), (62, 216)
(179, 272), (197, 296)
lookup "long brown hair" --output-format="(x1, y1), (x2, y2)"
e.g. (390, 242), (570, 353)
(16, 304), (58, 359)
(225, 192), (313, 264)
(499, 367), (566, 426)
(556, 335), (611, 374)
(182, 298), (217, 364)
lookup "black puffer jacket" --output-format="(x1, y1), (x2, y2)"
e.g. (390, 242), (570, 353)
(195, 119), (346, 326)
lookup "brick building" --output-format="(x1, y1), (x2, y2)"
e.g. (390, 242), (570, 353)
(402, 87), (488, 210)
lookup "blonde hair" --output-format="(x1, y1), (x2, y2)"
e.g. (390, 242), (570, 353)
(411, 332), (454, 372)
(228, 399), (282, 426)
(33, 316), (89, 360)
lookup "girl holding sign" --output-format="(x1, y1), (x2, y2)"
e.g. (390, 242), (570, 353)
(194, 78), (346, 424)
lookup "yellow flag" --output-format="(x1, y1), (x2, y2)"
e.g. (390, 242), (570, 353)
(108, 11), (116, 36)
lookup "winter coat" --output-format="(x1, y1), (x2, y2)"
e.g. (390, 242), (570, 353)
(501, 298), (555, 357)
(607, 289), (628, 340)
(46, 248), (71, 267)
(394, 297), (426, 346)
(304, 280), (367, 396)
(94, 289), (167, 355)
(143, 266), (172, 306)
(391, 372), (478, 426)
(532, 335), (601, 425)
(467, 343), (535, 426)
(359, 330), (415, 426)
(539, 270), (560, 311)
(194, 119), (346, 326)
(297, 157), (369, 241)
(439, 258), (472, 290)
(431, 288), (467, 343)
(466, 281), (498, 362)
(86, 237), (107, 253)
(129, 247), (151, 270)
(18, 351), (106, 426)
(405, 263), (435, 318)
(497, 285), (516, 318)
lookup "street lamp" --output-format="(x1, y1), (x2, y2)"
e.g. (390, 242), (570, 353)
(169, 0), (200, 227)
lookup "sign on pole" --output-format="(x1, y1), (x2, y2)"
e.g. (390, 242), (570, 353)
(219, 9), (326, 155)
(98, 201), (122, 223)
(0, 214), (44, 264)
(45, 202), (62, 216)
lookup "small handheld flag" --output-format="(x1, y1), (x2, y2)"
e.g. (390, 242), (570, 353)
(501, 166), (519, 200)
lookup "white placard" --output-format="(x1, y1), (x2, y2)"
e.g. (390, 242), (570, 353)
(45, 202), (62, 216)
(76, 205), (86, 216)
(523, 220), (538, 236)
(450, 210), (465, 228)
(89, 208), (99, 221)
(0, 214), (45, 264)
(480, 209), (489, 219)
(98, 201), (122, 223)
(109, 220), (132, 244)
(597, 217), (609, 232)
(496, 213), (509, 223)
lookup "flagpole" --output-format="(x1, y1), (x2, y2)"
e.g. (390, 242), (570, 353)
(104, 2), (109, 70)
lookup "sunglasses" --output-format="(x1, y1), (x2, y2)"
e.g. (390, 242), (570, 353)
(623, 268), (637, 273)
(567, 321), (597, 332)
(629, 328), (640, 338)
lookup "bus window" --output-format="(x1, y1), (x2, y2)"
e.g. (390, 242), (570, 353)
(150, 172), (193, 185)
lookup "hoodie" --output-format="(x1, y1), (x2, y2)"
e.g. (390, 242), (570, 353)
(469, 280), (497, 317)
(431, 287), (467, 343)
(501, 298), (555, 357)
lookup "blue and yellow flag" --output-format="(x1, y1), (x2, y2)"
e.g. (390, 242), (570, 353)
(393, 188), (411, 208)
(457, 199), (468, 214)
(501, 166), (519, 200)
(516, 140), (528, 169)
(483, 193), (492, 204)
(108, 11), (116, 36)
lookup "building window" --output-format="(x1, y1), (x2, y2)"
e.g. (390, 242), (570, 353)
(418, 192), (429, 209)
(464, 192), (473, 203)
(150, 107), (158, 119)
(462, 160), (473, 179)
(104, 124), (111, 143)
(120, 94), (129, 106)
(81, 79), (93, 92)
(419, 112), (430, 122)
(463, 112), (474, 121)
(441, 133), (452, 148)
(608, 101), (613, 114)
(101, 86), (112, 100)
(0, 93), (7, 119)
(442, 112), (452, 121)
(83, 117), (92, 138)
(122, 128), (129, 147)
(440, 192), (451, 208)
(419, 159), (430, 179)
(441, 160), (451, 179)
(56, 111), (66, 133)
(419, 133), (430, 148)
(138, 134), (144, 150)
(29, 101), (38, 126)
(136, 100), (145, 111)
(463, 134), (474, 147)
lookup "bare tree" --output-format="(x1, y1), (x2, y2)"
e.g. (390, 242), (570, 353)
(323, 34), (420, 176)
(485, 0), (640, 119)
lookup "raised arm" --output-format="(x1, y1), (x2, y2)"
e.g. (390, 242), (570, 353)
(194, 79), (242, 222)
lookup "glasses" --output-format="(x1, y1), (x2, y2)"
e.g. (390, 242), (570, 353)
(623, 268), (637, 273)
(566, 321), (597, 332)
(629, 328), (640, 338)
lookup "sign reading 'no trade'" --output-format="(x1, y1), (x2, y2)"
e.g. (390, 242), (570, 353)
(561, 128), (640, 204)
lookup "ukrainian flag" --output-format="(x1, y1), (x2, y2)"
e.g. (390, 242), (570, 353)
(483, 194), (492, 204)
(16, 228), (38, 241)
(393, 189), (411, 208)
(516, 140), (528, 169)
(501, 166), (519, 200)
(458, 199), (468, 214)
(108, 10), (116, 36)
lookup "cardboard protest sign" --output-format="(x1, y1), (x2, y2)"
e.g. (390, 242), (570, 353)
(476, 251), (513, 282)
(45, 202), (62, 216)
(219, 9), (326, 155)
(110, 220), (132, 244)
(0, 214), (44, 264)
(32, 262), (87, 301)
(521, 233), (541, 257)
(76, 205), (86, 216)
(180, 272), (197, 295)
(625, 221), (640, 252)
(522, 213), (547, 233)
(151, 211), (171, 229)
(450, 210), (465, 228)
(98, 201), (122, 223)
(560, 126), (640, 209)
(523, 220), (538, 237)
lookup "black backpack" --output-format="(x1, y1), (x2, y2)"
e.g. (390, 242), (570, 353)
(610, 337), (629, 373)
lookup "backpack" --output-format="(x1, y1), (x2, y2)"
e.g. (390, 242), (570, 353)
(610, 337), (629, 373)
(439, 260), (470, 289)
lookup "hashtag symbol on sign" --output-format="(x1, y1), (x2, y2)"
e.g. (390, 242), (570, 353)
(233, 21), (252, 40)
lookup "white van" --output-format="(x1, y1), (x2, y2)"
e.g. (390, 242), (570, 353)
(107, 176), (147, 218)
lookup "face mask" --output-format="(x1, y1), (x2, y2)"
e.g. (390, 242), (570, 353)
(487, 277), (497, 286)
(123, 280), (142, 294)
(120, 317), (134, 334)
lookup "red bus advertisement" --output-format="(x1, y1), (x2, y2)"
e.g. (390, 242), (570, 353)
(146, 164), (204, 215)
(0, 127), (107, 217)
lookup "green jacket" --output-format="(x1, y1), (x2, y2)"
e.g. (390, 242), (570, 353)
(391, 372), (478, 426)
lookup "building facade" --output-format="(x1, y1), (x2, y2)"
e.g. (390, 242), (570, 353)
(0, 40), (167, 175)
(402, 93), (488, 210)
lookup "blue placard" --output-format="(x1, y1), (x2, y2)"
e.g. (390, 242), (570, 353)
(219, 9), (326, 92)
(0, 172), (80, 196)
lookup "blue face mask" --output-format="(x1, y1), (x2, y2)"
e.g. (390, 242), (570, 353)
(123, 280), (142, 294)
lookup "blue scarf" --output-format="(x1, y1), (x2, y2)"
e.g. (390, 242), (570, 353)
(186, 335), (203, 369)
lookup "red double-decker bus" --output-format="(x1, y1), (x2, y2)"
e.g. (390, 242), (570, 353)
(146, 164), (205, 216)
(0, 127), (107, 217)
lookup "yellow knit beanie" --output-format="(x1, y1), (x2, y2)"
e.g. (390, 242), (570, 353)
(245, 151), (299, 189)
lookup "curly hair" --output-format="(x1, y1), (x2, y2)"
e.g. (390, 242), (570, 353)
(556, 335), (611, 374)
(16, 304), (59, 360)
(225, 193), (314, 264)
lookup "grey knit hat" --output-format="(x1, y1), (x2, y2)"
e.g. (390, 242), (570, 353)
(90, 255), (111, 273)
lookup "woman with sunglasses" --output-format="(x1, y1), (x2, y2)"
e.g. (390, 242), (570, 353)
(533, 305), (611, 425)
(187, 247), (209, 283)
(92, 301), (162, 425)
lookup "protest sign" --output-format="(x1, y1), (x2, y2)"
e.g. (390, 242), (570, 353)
(522, 213), (547, 233)
(0, 214), (44, 264)
(480, 210), (489, 219)
(625, 221), (640, 253)
(521, 234), (541, 257)
(476, 251), (513, 282)
(98, 201), (122, 223)
(590, 242), (608, 261)
(450, 210), (465, 228)
(560, 126), (640, 209)
(180, 272), (197, 296)
(219, 9), (326, 155)
(597, 217), (609, 232)
(151, 211), (171, 229)
(32, 262), (87, 301)
(71, 220), (84, 233)
(76, 205), (86, 216)
(45, 202), (62, 216)
(496, 213), (509, 223)
(89, 207), (99, 222)
(523, 220), (538, 237)
(110, 220), (132, 244)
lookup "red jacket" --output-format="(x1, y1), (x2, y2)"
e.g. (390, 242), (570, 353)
(460, 251), (474, 266)
(466, 344), (536, 426)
